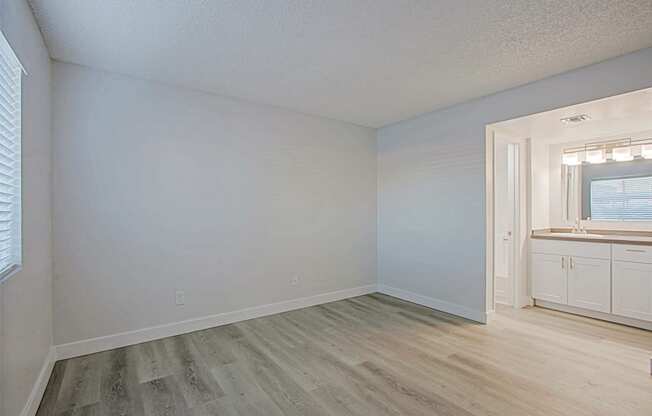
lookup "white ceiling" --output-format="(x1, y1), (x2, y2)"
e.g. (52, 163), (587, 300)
(492, 87), (652, 143)
(28, 1), (652, 128)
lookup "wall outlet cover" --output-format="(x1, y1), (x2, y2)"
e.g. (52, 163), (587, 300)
(175, 290), (185, 305)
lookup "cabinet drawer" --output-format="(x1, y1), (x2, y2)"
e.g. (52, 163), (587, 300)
(530, 238), (611, 259)
(613, 244), (652, 264)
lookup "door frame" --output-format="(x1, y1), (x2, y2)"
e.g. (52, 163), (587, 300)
(485, 128), (532, 315)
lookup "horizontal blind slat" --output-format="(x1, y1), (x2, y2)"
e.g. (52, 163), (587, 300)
(0, 108), (18, 129)
(0, 152), (13, 166)
(0, 49), (19, 76)
(0, 125), (18, 142)
(0, 75), (18, 99)
(0, 138), (16, 155)
(0, 62), (19, 85)
(0, 96), (16, 118)
(0, 91), (17, 113)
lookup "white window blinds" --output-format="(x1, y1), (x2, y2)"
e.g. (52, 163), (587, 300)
(590, 175), (652, 221)
(0, 31), (22, 282)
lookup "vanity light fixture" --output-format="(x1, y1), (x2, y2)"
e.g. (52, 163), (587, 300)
(562, 152), (582, 166)
(612, 146), (634, 162)
(562, 137), (652, 165)
(585, 148), (606, 164)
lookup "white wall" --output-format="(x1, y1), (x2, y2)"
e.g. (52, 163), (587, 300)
(378, 48), (652, 320)
(52, 62), (377, 346)
(0, 1), (53, 416)
(531, 140), (551, 230)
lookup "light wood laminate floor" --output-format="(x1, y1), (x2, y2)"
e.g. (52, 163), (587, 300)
(36, 294), (652, 416)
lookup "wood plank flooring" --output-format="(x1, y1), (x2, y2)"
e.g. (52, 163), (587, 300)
(36, 294), (652, 416)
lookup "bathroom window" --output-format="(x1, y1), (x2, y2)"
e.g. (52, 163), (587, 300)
(589, 175), (652, 221)
(0, 31), (22, 282)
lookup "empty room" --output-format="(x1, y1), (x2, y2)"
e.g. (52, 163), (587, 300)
(1, 1), (652, 415)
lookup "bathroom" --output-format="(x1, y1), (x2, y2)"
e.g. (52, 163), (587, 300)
(488, 87), (652, 330)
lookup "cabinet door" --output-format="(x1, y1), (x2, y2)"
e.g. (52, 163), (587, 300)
(567, 256), (611, 313)
(532, 253), (567, 304)
(613, 261), (652, 322)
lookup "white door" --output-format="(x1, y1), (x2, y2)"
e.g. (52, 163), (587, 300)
(567, 256), (611, 313)
(532, 253), (567, 304)
(613, 261), (652, 322)
(494, 142), (516, 305)
(495, 227), (513, 305)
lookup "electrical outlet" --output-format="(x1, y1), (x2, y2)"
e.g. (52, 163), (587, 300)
(175, 290), (185, 306)
(290, 276), (300, 286)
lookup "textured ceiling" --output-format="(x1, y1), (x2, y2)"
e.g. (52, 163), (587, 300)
(493, 87), (652, 142)
(28, 0), (652, 127)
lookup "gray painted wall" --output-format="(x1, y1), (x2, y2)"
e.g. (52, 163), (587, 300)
(52, 62), (377, 345)
(378, 48), (652, 318)
(0, 1), (53, 415)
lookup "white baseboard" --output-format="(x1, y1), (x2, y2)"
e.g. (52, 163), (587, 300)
(20, 347), (56, 416)
(377, 284), (487, 323)
(55, 285), (376, 360)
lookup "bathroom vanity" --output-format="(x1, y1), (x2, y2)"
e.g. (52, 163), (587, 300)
(530, 230), (652, 330)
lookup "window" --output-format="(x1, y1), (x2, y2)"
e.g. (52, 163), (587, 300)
(0, 31), (22, 282)
(590, 175), (652, 221)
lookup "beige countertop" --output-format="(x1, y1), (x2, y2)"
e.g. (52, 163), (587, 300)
(530, 228), (652, 246)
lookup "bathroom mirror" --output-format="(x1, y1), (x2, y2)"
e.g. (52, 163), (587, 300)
(563, 158), (652, 222)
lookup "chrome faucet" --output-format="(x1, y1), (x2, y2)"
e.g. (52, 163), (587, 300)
(573, 218), (586, 234)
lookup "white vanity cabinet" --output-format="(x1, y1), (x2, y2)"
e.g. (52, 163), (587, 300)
(530, 239), (612, 313)
(612, 244), (652, 322)
(567, 256), (611, 313)
(531, 253), (567, 304)
(530, 238), (652, 328)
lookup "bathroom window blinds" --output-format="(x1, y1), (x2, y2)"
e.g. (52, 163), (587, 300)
(0, 31), (22, 282)
(590, 175), (652, 221)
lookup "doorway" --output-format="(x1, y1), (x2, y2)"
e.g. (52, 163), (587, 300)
(487, 131), (530, 313)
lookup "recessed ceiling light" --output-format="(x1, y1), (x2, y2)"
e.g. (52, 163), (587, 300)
(560, 114), (591, 124)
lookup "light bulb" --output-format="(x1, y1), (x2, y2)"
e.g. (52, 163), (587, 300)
(562, 152), (581, 166)
(612, 146), (633, 162)
(585, 149), (606, 164)
(641, 144), (652, 159)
